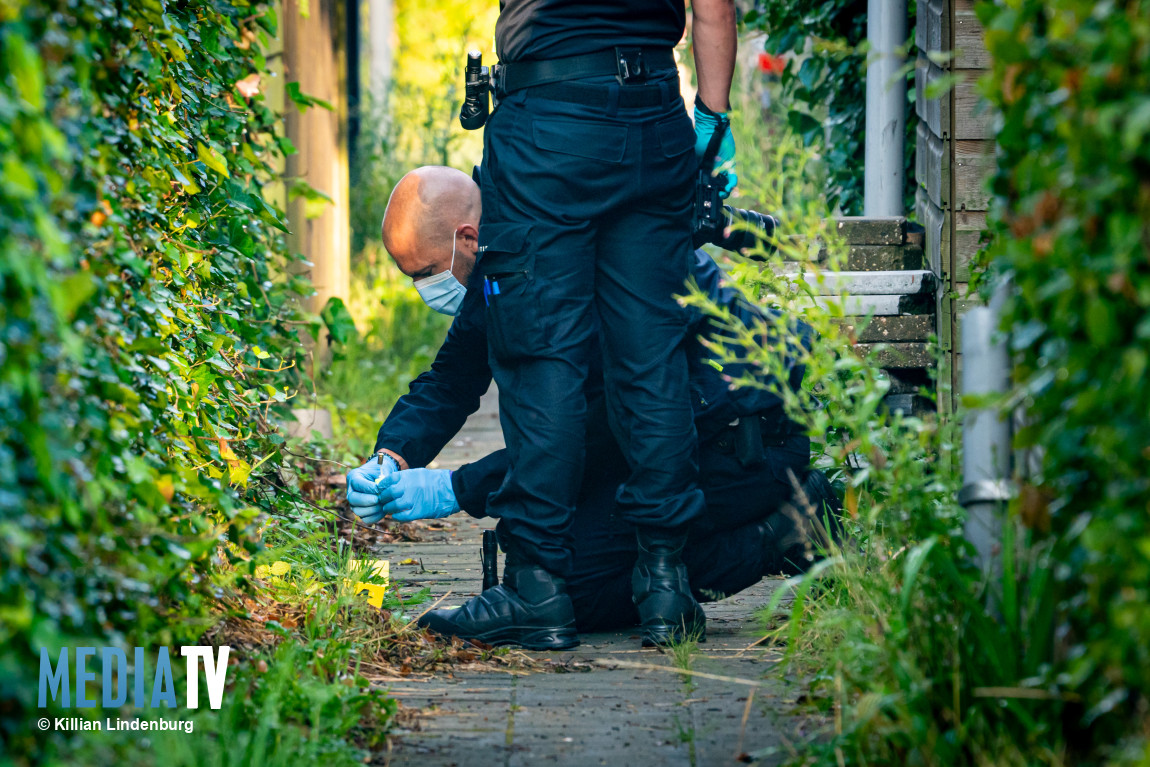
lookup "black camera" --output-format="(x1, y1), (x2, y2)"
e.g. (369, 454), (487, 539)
(696, 203), (779, 252)
(693, 171), (778, 252)
(460, 50), (493, 130)
(692, 128), (778, 252)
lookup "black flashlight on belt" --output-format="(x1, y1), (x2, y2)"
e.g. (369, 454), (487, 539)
(460, 50), (491, 130)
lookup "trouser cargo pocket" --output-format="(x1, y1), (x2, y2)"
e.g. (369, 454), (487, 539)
(480, 223), (548, 362)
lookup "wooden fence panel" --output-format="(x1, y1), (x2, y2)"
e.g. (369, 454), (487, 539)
(955, 74), (994, 139)
(954, 1), (990, 69)
(955, 139), (993, 210)
(915, 53), (949, 138)
(917, 121), (947, 209)
(953, 210), (988, 282)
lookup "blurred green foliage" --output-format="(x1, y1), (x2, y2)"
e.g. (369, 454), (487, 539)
(334, 0), (489, 452)
(0, 0), (389, 762)
(316, 253), (450, 457)
(977, 0), (1150, 760)
(741, 0), (917, 215)
(348, 0), (494, 256)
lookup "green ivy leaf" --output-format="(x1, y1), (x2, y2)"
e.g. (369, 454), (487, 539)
(196, 141), (230, 178)
(48, 272), (96, 321)
(320, 296), (358, 346)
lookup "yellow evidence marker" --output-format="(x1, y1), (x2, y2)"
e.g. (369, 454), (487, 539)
(345, 559), (390, 609)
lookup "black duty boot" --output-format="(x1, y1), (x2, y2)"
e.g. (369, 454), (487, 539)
(417, 562), (579, 651)
(762, 469), (845, 575)
(632, 528), (707, 647)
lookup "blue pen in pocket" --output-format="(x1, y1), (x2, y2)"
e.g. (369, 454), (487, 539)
(482, 278), (502, 305)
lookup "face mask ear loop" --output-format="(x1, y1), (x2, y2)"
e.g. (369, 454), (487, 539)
(449, 230), (458, 276)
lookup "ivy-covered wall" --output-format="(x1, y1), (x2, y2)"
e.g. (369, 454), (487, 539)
(980, 0), (1150, 759)
(0, 0), (308, 749)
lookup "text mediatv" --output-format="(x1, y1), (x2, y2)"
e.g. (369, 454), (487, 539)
(39, 646), (231, 710)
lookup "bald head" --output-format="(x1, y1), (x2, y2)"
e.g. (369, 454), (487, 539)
(382, 166), (482, 282)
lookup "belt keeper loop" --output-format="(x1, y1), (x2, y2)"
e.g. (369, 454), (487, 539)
(658, 80), (669, 108)
(606, 83), (620, 118)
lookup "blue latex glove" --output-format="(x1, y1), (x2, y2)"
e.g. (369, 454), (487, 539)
(376, 469), (460, 522)
(693, 96), (738, 198)
(346, 455), (399, 524)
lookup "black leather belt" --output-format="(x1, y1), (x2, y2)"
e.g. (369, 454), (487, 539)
(497, 46), (677, 94)
(521, 80), (670, 109)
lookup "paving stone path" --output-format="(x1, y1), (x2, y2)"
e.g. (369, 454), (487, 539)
(375, 390), (805, 766)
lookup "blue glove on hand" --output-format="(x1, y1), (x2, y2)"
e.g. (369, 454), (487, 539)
(346, 454), (399, 524)
(376, 469), (460, 522)
(693, 96), (738, 199)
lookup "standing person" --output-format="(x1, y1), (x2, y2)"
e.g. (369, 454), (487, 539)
(445, 0), (740, 649)
(346, 166), (838, 643)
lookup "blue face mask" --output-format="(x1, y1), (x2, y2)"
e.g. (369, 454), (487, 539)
(414, 232), (467, 316)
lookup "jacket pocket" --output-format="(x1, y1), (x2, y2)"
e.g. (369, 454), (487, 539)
(764, 434), (812, 484)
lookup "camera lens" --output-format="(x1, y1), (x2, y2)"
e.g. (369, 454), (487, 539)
(714, 207), (777, 252)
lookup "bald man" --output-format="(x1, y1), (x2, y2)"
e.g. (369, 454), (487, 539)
(378, 166), (481, 317)
(345, 166), (840, 646)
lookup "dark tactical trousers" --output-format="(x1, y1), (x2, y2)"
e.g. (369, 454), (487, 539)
(566, 428), (811, 632)
(478, 73), (706, 576)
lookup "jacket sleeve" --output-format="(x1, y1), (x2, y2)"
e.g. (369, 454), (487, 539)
(687, 249), (814, 436)
(373, 278), (492, 467)
(450, 449), (510, 518)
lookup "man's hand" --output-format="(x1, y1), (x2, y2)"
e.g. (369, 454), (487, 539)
(376, 469), (460, 522)
(346, 455), (400, 524)
(694, 97), (738, 198)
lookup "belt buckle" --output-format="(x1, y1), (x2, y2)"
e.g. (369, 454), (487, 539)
(615, 47), (646, 85)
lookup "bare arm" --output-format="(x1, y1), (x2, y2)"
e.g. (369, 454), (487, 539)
(691, 0), (737, 113)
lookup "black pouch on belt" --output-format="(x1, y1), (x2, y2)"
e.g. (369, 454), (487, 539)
(734, 417), (765, 467)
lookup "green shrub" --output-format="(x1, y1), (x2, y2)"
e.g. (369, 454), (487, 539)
(0, 0), (362, 760)
(978, 0), (1150, 760)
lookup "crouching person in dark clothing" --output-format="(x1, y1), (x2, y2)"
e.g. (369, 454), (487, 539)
(445, 403), (840, 632)
(346, 166), (840, 638)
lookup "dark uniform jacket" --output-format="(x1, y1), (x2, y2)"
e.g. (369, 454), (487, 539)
(374, 250), (812, 513)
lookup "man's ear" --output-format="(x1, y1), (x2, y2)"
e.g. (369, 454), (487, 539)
(456, 223), (479, 253)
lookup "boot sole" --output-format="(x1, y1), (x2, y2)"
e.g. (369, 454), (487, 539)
(640, 612), (708, 648)
(641, 626), (708, 648)
(465, 626), (580, 652)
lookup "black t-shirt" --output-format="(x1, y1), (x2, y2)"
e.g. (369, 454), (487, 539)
(495, 0), (686, 62)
